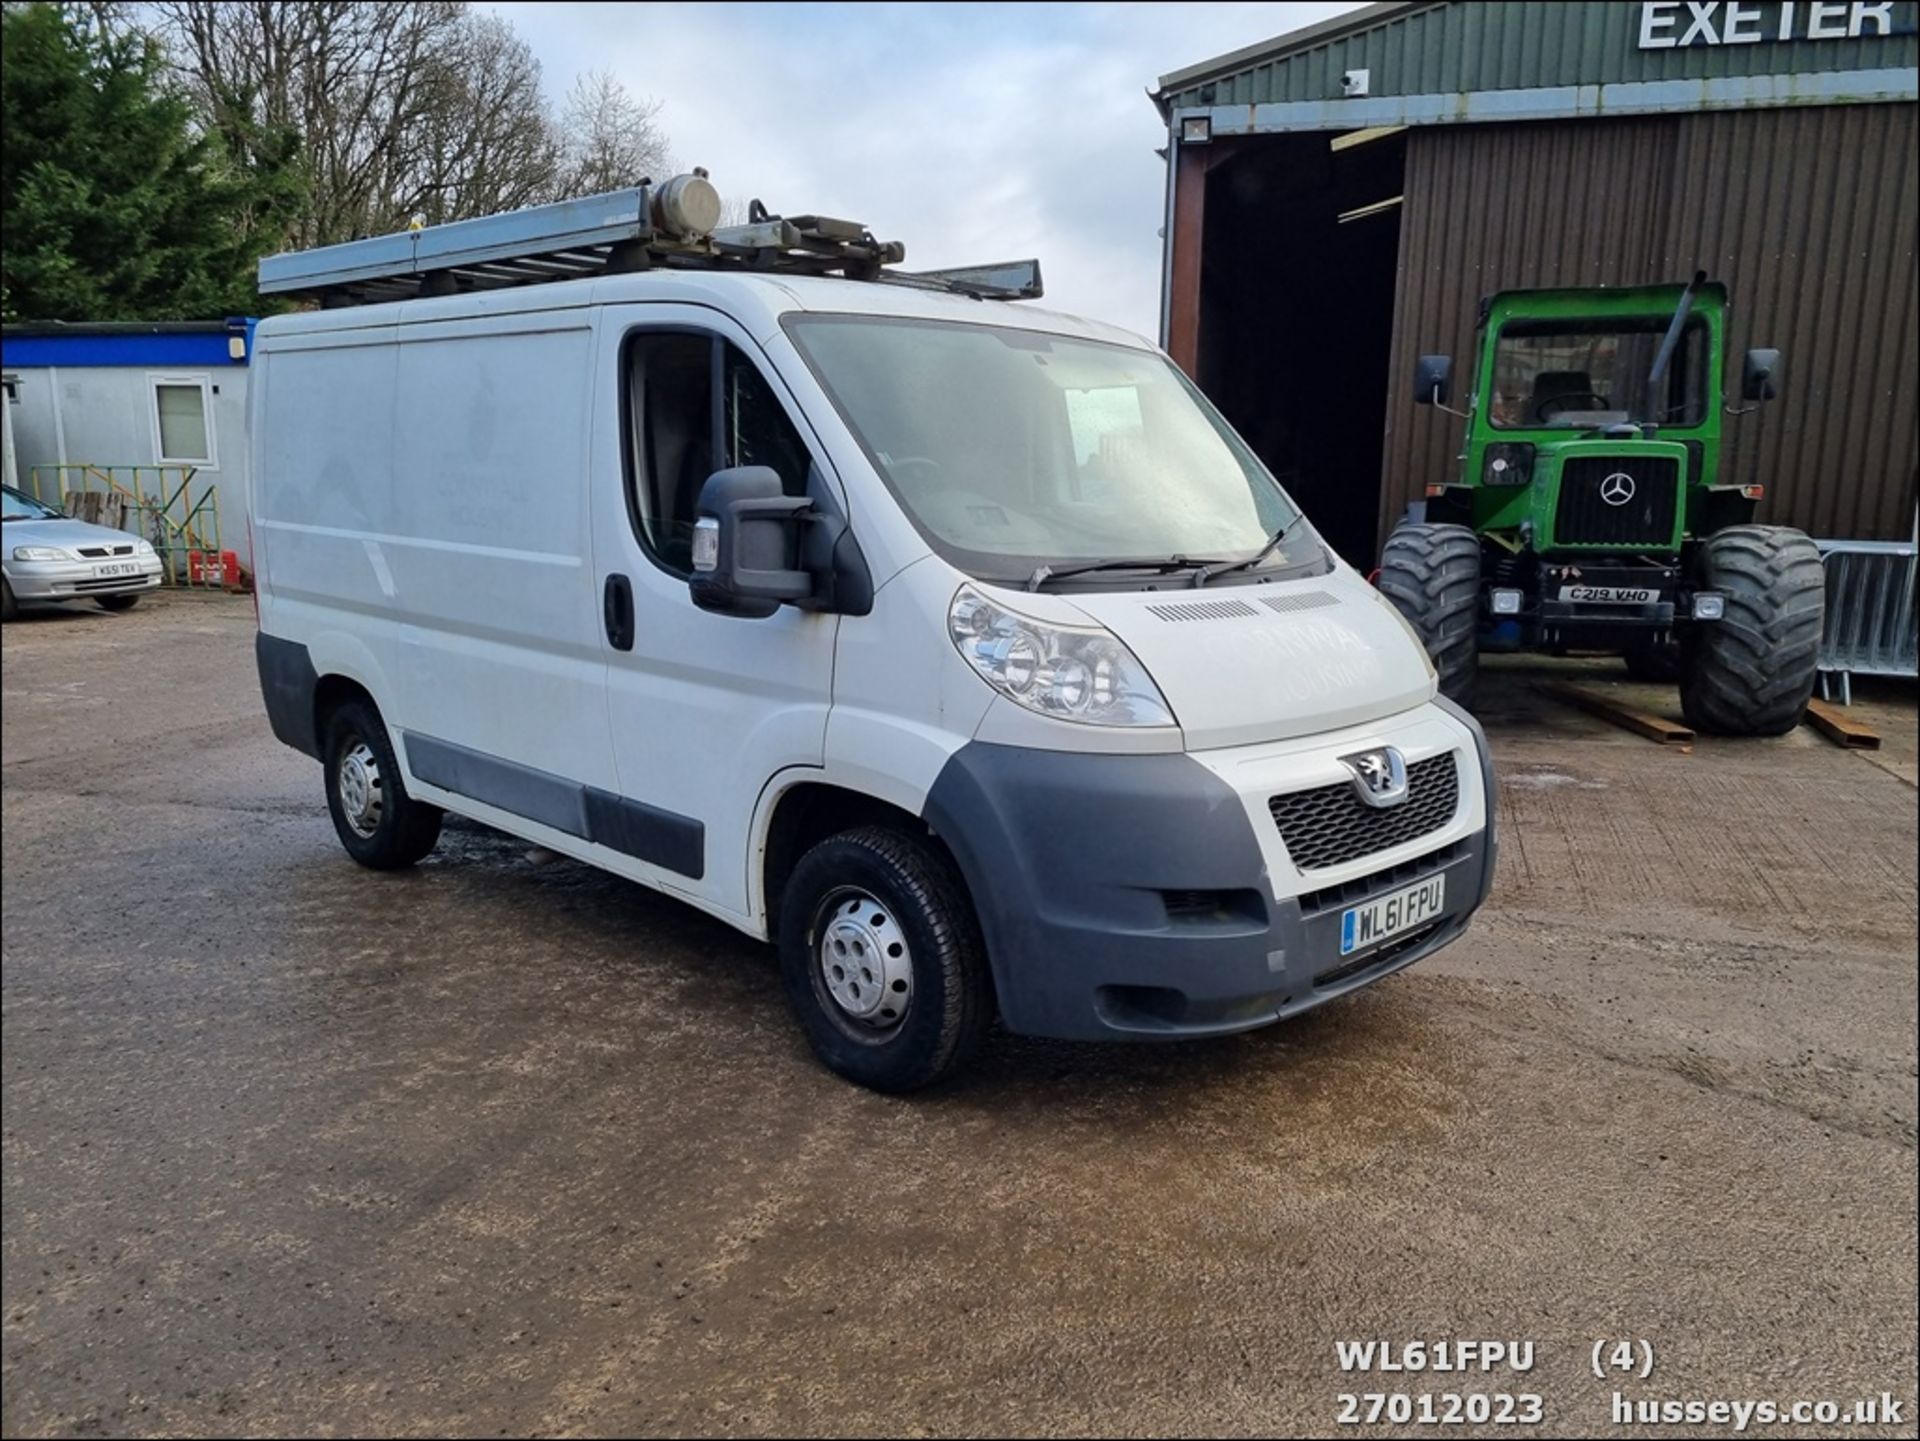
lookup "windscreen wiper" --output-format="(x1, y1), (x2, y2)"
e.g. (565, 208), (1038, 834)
(1191, 517), (1301, 588)
(1025, 556), (1219, 592)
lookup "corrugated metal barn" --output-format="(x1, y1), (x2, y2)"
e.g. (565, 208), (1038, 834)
(1152, 0), (1919, 565)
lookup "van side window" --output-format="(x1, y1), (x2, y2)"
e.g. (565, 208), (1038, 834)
(626, 332), (715, 572)
(625, 333), (814, 574)
(722, 345), (812, 498)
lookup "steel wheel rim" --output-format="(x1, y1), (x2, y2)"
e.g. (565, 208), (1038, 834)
(814, 887), (913, 1039)
(336, 740), (384, 838)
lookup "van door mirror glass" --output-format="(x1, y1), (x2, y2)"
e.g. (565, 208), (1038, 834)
(1413, 354), (1453, 406)
(1741, 347), (1781, 403)
(689, 466), (817, 618)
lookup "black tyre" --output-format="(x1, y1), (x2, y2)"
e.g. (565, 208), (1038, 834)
(1679, 525), (1825, 737)
(1, 579), (16, 621)
(1378, 522), (1482, 705)
(779, 825), (993, 1092)
(322, 697), (443, 868)
(97, 593), (141, 612)
(1623, 637), (1680, 683)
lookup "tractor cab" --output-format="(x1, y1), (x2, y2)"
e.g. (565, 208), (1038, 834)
(1420, 278), (1776, 565)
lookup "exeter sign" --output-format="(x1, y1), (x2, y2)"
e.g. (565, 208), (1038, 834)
(1639, 1), (1899, 47)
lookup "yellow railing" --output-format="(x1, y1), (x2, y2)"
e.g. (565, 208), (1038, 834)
(27, 465), (225, 587)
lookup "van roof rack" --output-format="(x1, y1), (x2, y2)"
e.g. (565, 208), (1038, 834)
(257, 176), (1043, 309)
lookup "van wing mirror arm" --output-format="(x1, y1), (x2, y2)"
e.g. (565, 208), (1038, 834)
(794, 461), (873, 616)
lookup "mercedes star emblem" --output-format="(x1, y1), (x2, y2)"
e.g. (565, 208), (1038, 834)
(1600, 472), (1637, 507)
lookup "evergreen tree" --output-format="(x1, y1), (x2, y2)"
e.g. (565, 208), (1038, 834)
(1, 3), (300, 321)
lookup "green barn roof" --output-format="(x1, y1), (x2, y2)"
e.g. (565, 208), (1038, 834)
(1153, 0), (1918, 127)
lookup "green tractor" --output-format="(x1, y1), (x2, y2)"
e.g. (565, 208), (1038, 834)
(1380, 273), (1824, 735)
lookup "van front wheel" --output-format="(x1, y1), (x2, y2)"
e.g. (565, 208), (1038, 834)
(779, 825), (993, 1092)
(323, 697), (443, 869)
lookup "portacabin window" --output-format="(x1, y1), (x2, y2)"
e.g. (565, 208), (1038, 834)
(621, 331), (814, 575)
(149, 373), (217, 468)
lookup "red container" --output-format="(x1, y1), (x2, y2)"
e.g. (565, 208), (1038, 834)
(187, 550), (243, 588)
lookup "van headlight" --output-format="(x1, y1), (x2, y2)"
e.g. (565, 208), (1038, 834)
(947, 585), (1175, 727)
(12, 546), (66, 562)
(133, 539), (155, 555)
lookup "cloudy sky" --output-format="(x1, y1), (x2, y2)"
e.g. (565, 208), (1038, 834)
(482, 2), (1362, 339)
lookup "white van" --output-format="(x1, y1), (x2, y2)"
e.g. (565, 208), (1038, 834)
(249, 181), (1494, 1090)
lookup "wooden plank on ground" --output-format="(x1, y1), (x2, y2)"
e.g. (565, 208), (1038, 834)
(1539, 681), (1696, 747)
(1803, 697), (1882, 750)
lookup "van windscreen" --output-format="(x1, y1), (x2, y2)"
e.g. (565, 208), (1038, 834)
(784, 315), (1319, 587)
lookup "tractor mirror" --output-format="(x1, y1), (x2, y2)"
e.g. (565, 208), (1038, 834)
(1413, 355), (1453, 407)
(1742, 348), (1781, 403)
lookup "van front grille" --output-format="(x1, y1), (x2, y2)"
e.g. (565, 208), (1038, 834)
(1554, 456), (1680, 549)
(1269, 753), (1459, 871)
(1297, 839), (1469, 915)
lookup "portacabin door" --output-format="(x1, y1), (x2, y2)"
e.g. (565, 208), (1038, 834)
(589, 305), (841, 921)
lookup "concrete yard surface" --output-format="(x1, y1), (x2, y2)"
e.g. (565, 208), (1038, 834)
(3, 592), (1915, 1437)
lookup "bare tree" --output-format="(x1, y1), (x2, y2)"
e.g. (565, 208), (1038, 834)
(71, 1), (142, 42)
(397, 12), (558, 225)
(555, 70), (668, 198)
(153, 2), (566, 245)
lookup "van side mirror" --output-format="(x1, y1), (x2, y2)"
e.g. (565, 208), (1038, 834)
(689, 466), (816, 619)
(1413, 354), (1453, 407)
(1742, 347), (1781, 402)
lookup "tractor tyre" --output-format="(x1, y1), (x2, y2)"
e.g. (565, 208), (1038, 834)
(1679, 525), (1825, 736)
(1378, 522), (1482, 706)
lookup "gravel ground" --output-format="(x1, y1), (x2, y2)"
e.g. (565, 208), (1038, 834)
(3, 590), (1915, 1438)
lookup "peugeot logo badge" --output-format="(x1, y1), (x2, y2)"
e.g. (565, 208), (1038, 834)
(1339, 746), (1410, 809)
(1600, 472), (1637, 507)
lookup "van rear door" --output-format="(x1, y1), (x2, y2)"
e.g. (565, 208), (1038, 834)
(591, 306), (840, 921)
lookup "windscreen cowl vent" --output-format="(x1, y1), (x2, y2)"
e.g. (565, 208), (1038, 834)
(1260, 591), (1338, 614)
(1147, 599), (1260, 623)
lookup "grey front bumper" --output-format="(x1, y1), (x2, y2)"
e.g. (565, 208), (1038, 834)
(922, 709), (1495, 1043)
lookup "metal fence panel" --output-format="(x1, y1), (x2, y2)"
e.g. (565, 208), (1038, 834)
(1817, 539), (1918, 699)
